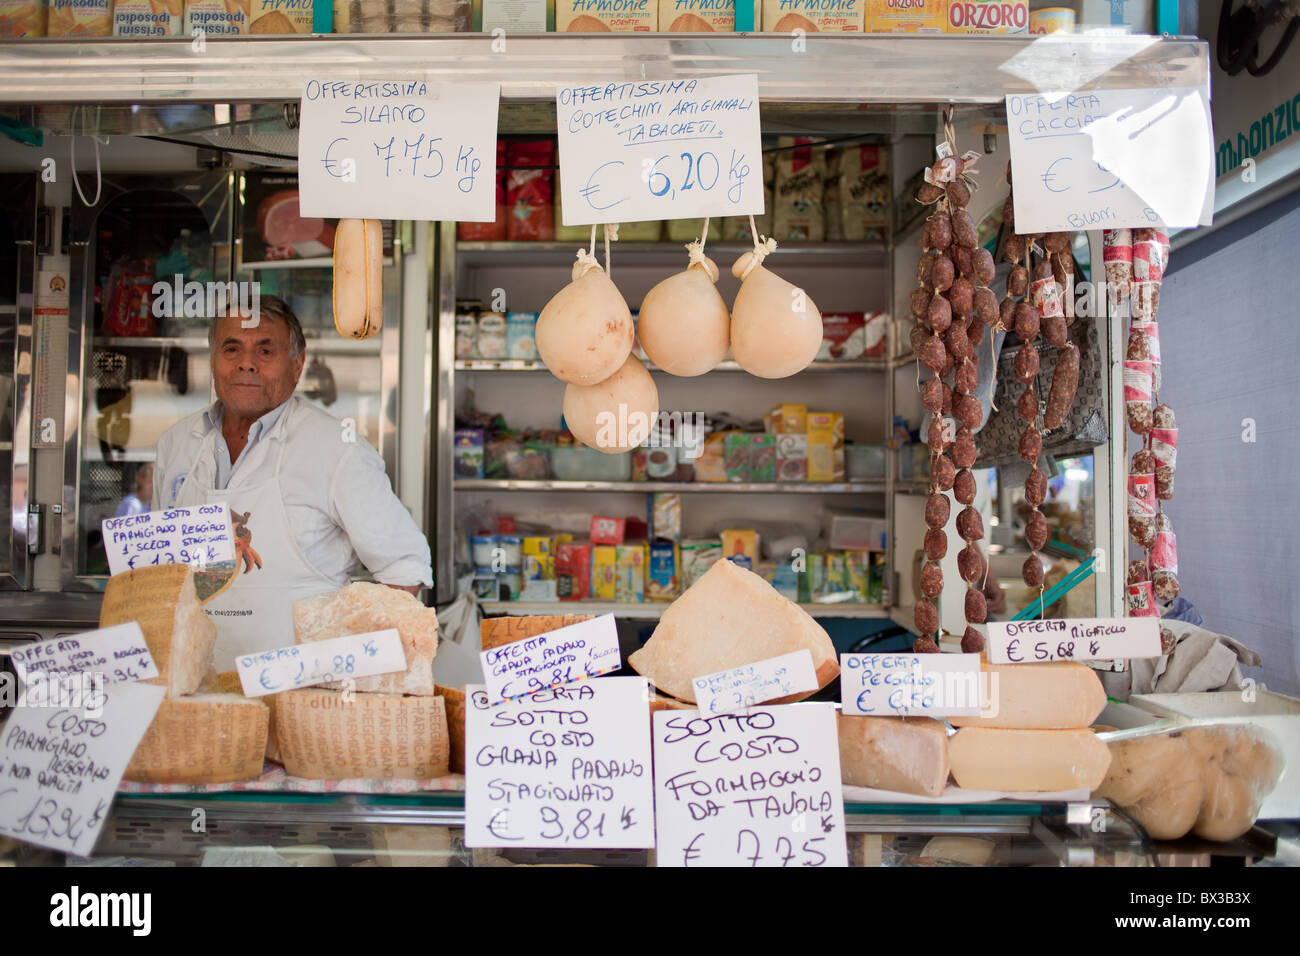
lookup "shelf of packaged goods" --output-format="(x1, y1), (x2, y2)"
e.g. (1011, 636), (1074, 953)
(454, 358), (887, 373)
(480, 599), (889, 619)
(93, 335), (382, 355)
(455, 479), (886, 493)
(238, 256), (393, 271)
(455, 240), (888, 266)
(0, 36), (1209, 106)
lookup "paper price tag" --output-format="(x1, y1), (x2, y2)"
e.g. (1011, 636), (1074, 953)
(464, 677), (655, 849)
(298, 80), (500, 222)
(986, 618), (1162, 664)
(102, 504), (234, 576)
(0, 680), (165, 857)
(556, 74), (763, 226)
(234, 629), (406, 697)
(9, 623), (159, 688)
(653, 703), (848, 868)
(691, 650), (818, 717)
(480, 614), (622, 705)
(840, 653), (984, 717)
(1007, 86), (1214, 232)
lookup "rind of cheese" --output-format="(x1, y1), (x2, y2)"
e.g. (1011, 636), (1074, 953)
(628, 558), (838, 703)
(293, 583), (438, 697)
(479, 614), (595, 651)
(124, 693), (268, 784)
(273, 688), (449, 780)
(949, 727), (1112, 792)
(948, 661), (1106, 730)
(435, 683), (466, 776)
(837, 714), (950, 797)
(100, 564), (217, 699)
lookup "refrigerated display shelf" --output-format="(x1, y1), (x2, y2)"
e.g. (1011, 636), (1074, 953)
(455, 358), (887, 373)
(480, 599), (889, 619)
(455, 479), (886, 493)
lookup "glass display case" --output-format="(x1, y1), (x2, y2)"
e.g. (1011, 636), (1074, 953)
(57, 167), (404, 589)
(0, 792), (1165, 868)
(0, 174), (35, 590)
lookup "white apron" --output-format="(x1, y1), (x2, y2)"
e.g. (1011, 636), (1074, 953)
(174, 407), (339, 670)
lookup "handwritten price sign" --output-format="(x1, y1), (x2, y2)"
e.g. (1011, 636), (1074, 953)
(556, 74), (764, 226)
(1007, 86), (1214, 233)
(0, 680), (164, 857)
(102, 503), (234, 576)
(691, 650), (818, 716)
(9, 623), (159, 688)
(480, 614), (622, 705)
(297, 80), (500, 222)
(234, 629), (406, 697)
(840, 653), (984, 718)
(464, 677), (655, 849)
(986, 617), (1162, 665)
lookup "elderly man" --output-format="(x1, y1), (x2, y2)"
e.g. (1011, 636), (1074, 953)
(152, 295), (431, 669)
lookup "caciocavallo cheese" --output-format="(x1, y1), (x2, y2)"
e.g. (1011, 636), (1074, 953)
(272, 687), (450, 780)
(124, 693), (269, 784)
(837, 714), (950, 797)
(949, 727), (1112, 792)
(99, 564), (217, 698)
(629, 558), (839, 703)
(948, 661), (1106, 730)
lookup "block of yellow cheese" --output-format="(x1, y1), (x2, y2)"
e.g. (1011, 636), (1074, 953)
(273, 687), (449, 780)
(837, 714), (950, 797)
(629, 558), (838, 703)
(948, 661), (1106, 729)
(124, 693), (268, 784)
(949, 727), (1112, 792)
(293, 583), (438, 697)
(215, 668), (282, 764)
(100, 564), (217, 699)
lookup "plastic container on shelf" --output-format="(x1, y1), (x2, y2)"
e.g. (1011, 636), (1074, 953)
(846, 443), (885, 479)
(497, 535), (523, 567)
(899, 443), (930, 480)
(470, 535), (496, 566)
(498, 567), (524, 600)
(550, 446), (632, 481)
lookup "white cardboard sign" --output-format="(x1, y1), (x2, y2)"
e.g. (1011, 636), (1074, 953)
(986, 617), (1162, 664)
(8, 623), (159, 688)
(652, 702), (848, 868)
(556, 74), (764, 226)
(840, 652), (984, 717)
(298, 80), (500, 222)
(234, 629), (406, 697)
(1007, 86), (1215, 232)
(0, 680), (165, 857)
(480, 614), (622, 704)
(691, 650), (818, 717)
(102, 503), (234, 575)
(464, 677), (655, 849)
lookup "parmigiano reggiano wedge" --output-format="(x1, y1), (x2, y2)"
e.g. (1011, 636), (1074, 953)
(124, 693), (269, 784)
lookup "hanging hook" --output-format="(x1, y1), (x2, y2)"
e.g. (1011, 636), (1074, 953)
(283, 102), (300, 130)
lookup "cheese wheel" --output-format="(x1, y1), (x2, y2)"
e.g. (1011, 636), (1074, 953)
(949, 727), (1112, 792)
(837, 714), (950, 797)
(948, 661), (1106, 730)
(273, 688), (449, 780)
(629, 558), (838, 703)
(479, 614), (595, 652)
(435, 683), (466, 776)
(293, 582), (438, 697)
(124, 694), (269, 784)
(333, 218), (383, 340)
(99, 565), (217, 699)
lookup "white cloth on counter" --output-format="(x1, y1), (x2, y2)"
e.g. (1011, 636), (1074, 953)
(153, 396), (432, 589)
(1102, 619), (1263, 700)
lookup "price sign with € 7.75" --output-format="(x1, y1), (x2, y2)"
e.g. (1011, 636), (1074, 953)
(556, 74), (764, 227)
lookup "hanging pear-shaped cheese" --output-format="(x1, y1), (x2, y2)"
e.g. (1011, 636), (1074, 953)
(637, 244), (730, 376)
(562, 354), (659, 454)
(536, 251), (634, 386)
(729, 243), (822, 378)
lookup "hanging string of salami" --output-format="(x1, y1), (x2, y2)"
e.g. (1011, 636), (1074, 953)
(909, 117), (987, 655)
(1112, 226), (1179, 652)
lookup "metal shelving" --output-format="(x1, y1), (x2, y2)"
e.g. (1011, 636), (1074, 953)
(455, 358), (887, 373)
(94, 335), (381, 354)
(455, 479), (886, 494)
(0, 35), (1209, 106)
(238, 256), (394, 271)
(456, 240), (888, 267)
(480, 599), (888, 619)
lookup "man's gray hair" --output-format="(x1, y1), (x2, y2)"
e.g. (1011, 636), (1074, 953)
(208, 293), (306, 359)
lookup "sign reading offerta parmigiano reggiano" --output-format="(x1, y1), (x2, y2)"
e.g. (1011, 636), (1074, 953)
(101, 503), (234, 576)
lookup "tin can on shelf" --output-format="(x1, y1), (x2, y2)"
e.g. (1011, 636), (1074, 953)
(1029, 5), (1075, 32)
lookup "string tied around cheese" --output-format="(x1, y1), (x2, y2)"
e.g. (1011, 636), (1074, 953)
(573, 243), (602, 280)
(740, 215), (778, 281)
